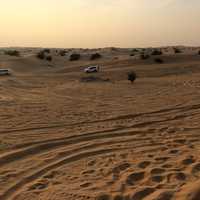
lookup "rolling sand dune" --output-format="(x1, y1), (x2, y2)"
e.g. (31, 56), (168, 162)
(1, 47), (200, 200)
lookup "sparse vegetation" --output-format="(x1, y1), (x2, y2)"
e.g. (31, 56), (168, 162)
(43, 49), (50, 54)
(130, 54), (135, 57)
(37, 51), (45, 60)
(127, 71), (137, 83)
(151, 49), (162, 56)
(174, 48), (182, 54)
(140, 54), (150, 60)
(59, 50), (67, 56)
(4, 50), (20, 56)
(132, 49), (139, 52)
(90, 53), (102, 60)
(46, 55), (52, 61)
(70, 53), (81, 61)
(154, 58), (164, 64)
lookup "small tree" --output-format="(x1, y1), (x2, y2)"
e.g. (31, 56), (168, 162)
(128, 71), (137, 84)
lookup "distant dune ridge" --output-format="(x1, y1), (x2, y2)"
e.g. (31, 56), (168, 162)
(1, 46), (200, 200)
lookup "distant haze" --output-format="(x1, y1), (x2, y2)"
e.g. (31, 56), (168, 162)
(1, 0), (200, 48)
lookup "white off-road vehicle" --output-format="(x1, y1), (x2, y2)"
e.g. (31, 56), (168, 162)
(0, 69), (10, 76)
(84, 65), (100, 73)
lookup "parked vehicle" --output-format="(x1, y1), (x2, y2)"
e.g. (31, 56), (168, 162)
(0, 69), (10, 76)
(84, 65), (100, 73)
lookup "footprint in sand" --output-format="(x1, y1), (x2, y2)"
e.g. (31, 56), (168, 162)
(95, 193), (112, 200)
(169, 149), (179, 154)
(138, 161), (151, 169)
(28, 179), (49, 191)
(131, 187), (155, 200)
(181, 156), (195, 166)
(87, 159), (96, 166)
(151, 168), (166, 175)
(155, 157), (170, 163)
(80, 182), (92, 188)
(191, 163), (200, 175)
(155, 190), (174, 200)
(151, 175), (165, 183)
(167, 172), (187, 182)
(82, 169), (95, 175)
(126, 171), (145, 185)
(112, 162), (131, 174)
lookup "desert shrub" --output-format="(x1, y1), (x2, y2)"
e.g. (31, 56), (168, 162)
(132, 49), (139, 52)
(151, 49), (162, 56)
(46, 55), (52, 61)
(154, 58), (164, 64)
(59, 50), (67, 56)
(127, 71), (137, 83)
(90, 53), (102, 60)
(43, 49), (50, 53)
(111, 47), (118, 51)
(70, 53), (80, 61)
(37, 51), (45, 60)
(140, 54), (150, 60)
(4, 50), (20, 56)
(130, 54), (135, 57)
(174, 48), (182, 54)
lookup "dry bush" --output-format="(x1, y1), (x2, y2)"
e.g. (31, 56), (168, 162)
(70, 53), (81, 61)
(46, 55), (52, 61)
(90, 53), (102, 60)
(174, 48), (182, 54)
(151, 49), (162, 55)
(4, 50), (20, 56)
(154, 58), (164, 64)
(140, 54), (150, 60)
(127, 71), (137, 83)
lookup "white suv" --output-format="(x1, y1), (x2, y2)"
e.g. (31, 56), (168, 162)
(84, 65), (100, 73)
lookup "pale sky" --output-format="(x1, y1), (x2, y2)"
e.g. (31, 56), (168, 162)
(0, 0), (200, 48)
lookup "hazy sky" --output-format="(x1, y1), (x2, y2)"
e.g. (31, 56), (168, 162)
(1, 0), (200, 48)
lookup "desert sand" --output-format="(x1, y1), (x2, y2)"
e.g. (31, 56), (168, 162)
(1, 47), (200, 200)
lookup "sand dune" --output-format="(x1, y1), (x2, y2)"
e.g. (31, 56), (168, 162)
(1, 47), (200, 200)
